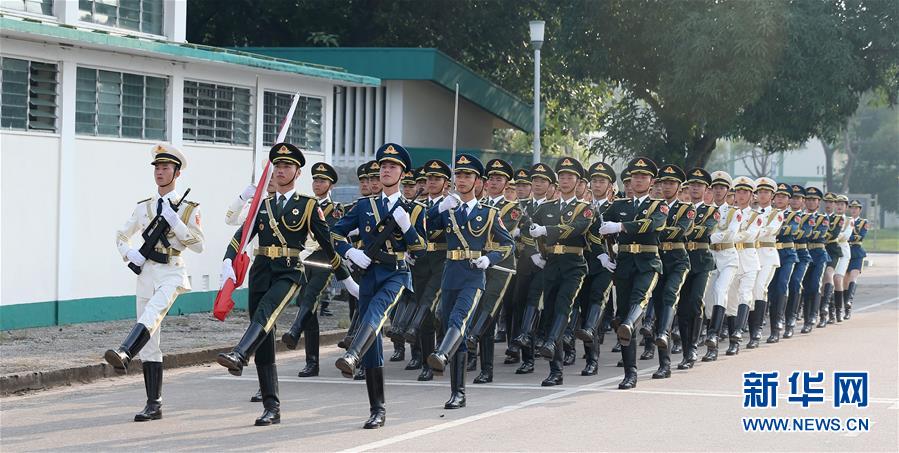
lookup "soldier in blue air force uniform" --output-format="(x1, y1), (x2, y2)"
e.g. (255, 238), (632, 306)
(331, 143), (428, 429)
(425, 154), (514, 409)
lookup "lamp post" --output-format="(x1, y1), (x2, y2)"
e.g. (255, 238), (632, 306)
(529, 20), (544, 164)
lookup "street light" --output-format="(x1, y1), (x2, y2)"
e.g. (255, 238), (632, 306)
(529, 20), (544, 164)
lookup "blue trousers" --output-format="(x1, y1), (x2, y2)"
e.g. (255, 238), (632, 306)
(358, 273), (407, 369)
(439, 286), (483, 353)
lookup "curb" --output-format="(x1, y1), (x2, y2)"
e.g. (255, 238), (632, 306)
(0, 329), (346, 397)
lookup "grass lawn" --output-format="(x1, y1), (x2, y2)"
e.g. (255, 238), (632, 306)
(866, 228), (899, 253)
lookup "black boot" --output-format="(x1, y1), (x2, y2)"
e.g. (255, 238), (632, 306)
(403, 304), (429, 345)
(511, 306), (538, 348)
(386, 296), (414, 342)
(253, 364), (280, 426)
(427, 327), (463, 374)
(581, 340), (598, 376)
(134, 361), (162, 421)
(466, 351), (478, 371)
(818, 283), (833, 328)
(464, 308), (491, 350)
(405, 343), (422, 370)
(217, 323), (266, 376)
(250, 388), (263, 402)
(611, 340), (622, 353)
(844, 282), (856, 320)
(105, 323), (151, 374)
(281, 303), (314, 350)
(731, 304), (750, 343)
(418, 332), (435, 381)
(574, 304), (602, 342)
(617, 303), (644, 347)
(515, 342), (535, 374)
(705, 305), (725, 348)
(336, 323), (377, 379)
(389, 341), (406, 362)
(639, 336), (655, 360)
(542, 344), (564, 387)
(444, 351), (467, 409)
(363, 367), (386, 429)
(677, 315), (695, 370)
(474, 333), (494, 383)
(339, 309), (361, 349)
(298, 319), (320, 377)
(767, 295), (785, 343)
(834, 290), (843, 322)
(725, 316), (740, 355)
(654, 305), (675, 351)
(618, 367), (637, 390)
(538, 315), (568, 359)
(827, 288), (837, 324)
(747, 300), (766, 349)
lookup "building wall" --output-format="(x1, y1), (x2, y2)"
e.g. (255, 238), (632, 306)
(0, 36), (334, 329)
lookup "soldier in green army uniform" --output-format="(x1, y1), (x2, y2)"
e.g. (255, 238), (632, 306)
(528, 157), (593, 386)
(575, 161), (617, 376)
(645, 164), (694, 379)
(496, 168), (534, 347)
(464, 158), (522, 384)
(597, 157), (667, 390)
(216, 143), (355, 426)
(509, 163), (557, 375)
(677, 167), (719, 370)
(280, 162), (344, 379)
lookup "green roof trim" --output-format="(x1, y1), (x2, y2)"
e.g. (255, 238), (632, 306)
(0, 15), (379, 86)
(240, 47), (533, 132)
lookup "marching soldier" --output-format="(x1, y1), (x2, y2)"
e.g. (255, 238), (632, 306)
(597, 157), (667, 390)
(465, 158), (521, 384)
(391, 158), (451, 381)
(746, 177), (783, 349)
(425, 154), (514, 408)
(784, 185), (812, 338)
(575, 161), (617, 376)
(107, 144), (204, 422)
(337, 163), (375, 357)
(280, 162), (344, 378)
(647, 164), (694, 379)
(702, 171), (741, 362)
(677, 168), (718, 370)
(844, 199), (868, 319)
(497, 168), (535, 346)
(830, 195), (854, 322)
(366, 160), (383, 195)
(766, 183), (800, 343)
(216, 143), (354, 426)
(509, 163), (556, 375)
(401, 169), (418, 200)
(331, 143), (427, 429)
(723, 176), (763, 356)
(528, 157), (593, 386)
(801, 187), (830, 333)
(818, 192), (842, 327)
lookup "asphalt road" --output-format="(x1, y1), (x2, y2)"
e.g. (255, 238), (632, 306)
(2, 254), (897, 452)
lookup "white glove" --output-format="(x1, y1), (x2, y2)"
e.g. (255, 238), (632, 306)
(340, 277), (360, 299)
(126, 249), (146, 267)
(438, 194), (461, 213)
(220, 258), (236, 289)
(598, 253), (617, 271)
(472, 256), (491, 269)
(239, 184), (257, 201)
(530, 254), (546, 269)
(529, 224), (547, 238)
(160, 201), (182, 227)
(405, 254), (417, 267)
(510, 227), (520, 239)
(346, 248), (371, 269)
(392, 207), (412, 233)
(598, 221), (622, 235)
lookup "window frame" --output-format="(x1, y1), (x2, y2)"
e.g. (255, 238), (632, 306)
(75, 65), (168, 141)
(77, 0), (165, 37)
(262, 89), (325, 152)
(182, 79), (254, 147)
(0, 55), (59, 133)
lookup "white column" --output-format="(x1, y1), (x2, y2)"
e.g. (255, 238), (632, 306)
(168, 63), (184, 147)
(55, 56), (78, 307)
(56, 0), (80, 25)
(374, 86), (384, 148)
(334, 87), (344, 166)
(166, 0), (188, 43)
(252, 79), (266, 178)
(364, 87), (374, 157)
(354, 87), (364, 158)
(344, 87), (355, 164)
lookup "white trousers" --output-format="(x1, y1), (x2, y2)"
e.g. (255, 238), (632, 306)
(705, 264), (738, 316)
(753, 263), (779, 301)
(134, 260), (187, 362)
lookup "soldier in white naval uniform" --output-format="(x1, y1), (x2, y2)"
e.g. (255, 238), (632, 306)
(746, 177), (783, 349)
(724, 176), (763, 356)
(105, 144), (204, 421)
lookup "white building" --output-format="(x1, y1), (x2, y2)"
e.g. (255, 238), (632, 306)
(0, 0), (379, 329)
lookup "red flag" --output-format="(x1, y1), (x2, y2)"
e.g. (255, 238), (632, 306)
(213, 93), (301, 320)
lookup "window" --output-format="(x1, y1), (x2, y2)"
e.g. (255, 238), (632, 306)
(263, 91), (323, 151)
(183, 81), (252, 145)
(0, 57), (58, 131)
(78, 0), (163, 35)
(1, 0), (54, 15)
(76, 67), (167, 139)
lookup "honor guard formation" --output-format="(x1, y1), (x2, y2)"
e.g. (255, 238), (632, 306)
(107, 142), (870, 428)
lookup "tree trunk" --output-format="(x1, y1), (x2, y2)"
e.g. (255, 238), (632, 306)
(840, 125), (854, 193)
(821, 140), (835, 192)
(686, 134), (718, 168)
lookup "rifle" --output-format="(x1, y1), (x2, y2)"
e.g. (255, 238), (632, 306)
(128, 189), (191, 275)
(364, 187), (426, 264)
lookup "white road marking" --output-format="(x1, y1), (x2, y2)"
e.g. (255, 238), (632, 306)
(854, 296), (899, 312)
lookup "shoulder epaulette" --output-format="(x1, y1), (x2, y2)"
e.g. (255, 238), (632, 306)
(185, 200), (199, 207)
